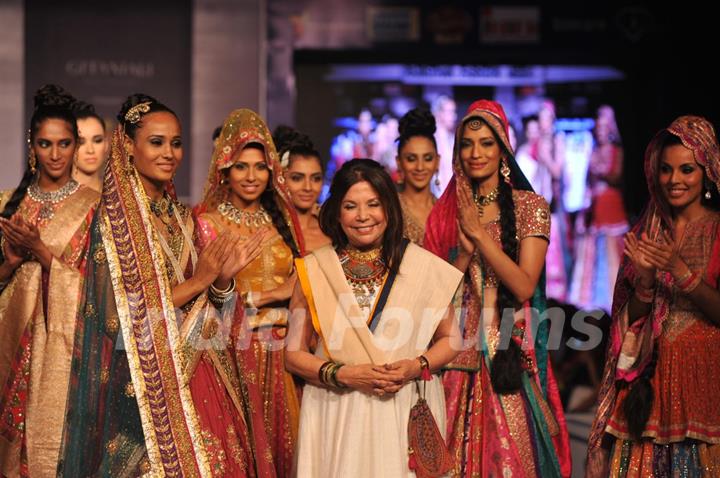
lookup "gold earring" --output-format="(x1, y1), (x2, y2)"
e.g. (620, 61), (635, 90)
(28, 148), (37, 174)
(27, 129), (36, 174)
(500, 159), (511, 183)
(434, 172), (441, 187)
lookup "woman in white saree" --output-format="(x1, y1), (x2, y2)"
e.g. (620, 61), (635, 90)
(286, 158), (463, 477)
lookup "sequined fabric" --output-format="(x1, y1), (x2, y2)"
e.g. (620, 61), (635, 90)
(606, 212), (720, 446)
(399, 195), (434, 246)
(477, 189), (550, 287)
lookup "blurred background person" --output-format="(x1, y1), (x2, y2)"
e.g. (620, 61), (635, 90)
(395, 108), (439, 246)
(569, 105), (628, 313)
(432, 95), (457, 196)
(72, 100), (108, 192)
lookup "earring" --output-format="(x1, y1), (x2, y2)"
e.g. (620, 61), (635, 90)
(434, 173), (441, 187)
(706, 190), (712, 200)
(27, 129), (36, 174)
(500, 159), (511, 184)
(220, 178), (228, 185)
(28, 148), (37, 174)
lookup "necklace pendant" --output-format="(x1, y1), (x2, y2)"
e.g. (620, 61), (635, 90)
(39, 203), (55, 221)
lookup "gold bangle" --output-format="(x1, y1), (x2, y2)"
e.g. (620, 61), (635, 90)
(318, 361), (333, 386)
(417, 355), (430, 371)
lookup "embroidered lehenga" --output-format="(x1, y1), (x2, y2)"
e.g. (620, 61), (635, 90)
(587, 116), (720, 477)
(424, 100), (571, 477)
(0, 181), (98, 477)
(60, 126), (266, 477)
(197, 109), (304, 477)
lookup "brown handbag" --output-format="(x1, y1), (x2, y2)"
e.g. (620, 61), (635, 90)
(407, 379), (453, 478)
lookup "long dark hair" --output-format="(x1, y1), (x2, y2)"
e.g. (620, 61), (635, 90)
(319, 158), (404, 272)
(117, 93), (178, 139)
(465, 116), (523, 395)
(1, 84), (78, 220)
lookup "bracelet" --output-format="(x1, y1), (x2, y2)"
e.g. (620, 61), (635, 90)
(677, 271), (702, 294)
(209, 278), (236, 308)
(210, 278), (235, 296)
(675, 269), (693, 286)
(417, 355), (431, 381)
(318, 361), (333, 385)
(318, 361), (346, 389)
(329, 363), (345, 388)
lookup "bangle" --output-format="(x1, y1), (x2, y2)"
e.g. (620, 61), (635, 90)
(209, 278), (235, 308)
(210, 278), (235, 296)
(677, 271), (702, 294)
(330, 363), (346, 388)
(417, 355), (431, 381)
(675, 269), (693, 285)
(318, 361), (346, 389)
(318, 361), (333, 385)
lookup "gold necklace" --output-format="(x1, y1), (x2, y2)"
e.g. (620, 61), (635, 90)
(473, 187), (499, 217)
(345, 245), (381, 262)
(218, 201), (272, 228)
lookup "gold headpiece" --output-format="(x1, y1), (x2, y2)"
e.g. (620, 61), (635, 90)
(124, 101), (152, 124)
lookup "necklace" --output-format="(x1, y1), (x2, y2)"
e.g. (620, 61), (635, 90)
(345, 245), (381, 262)
(27, 179), (80, 221)
(338, 246), (387, 311)
(218, 201), (272, 228)
(473, 186), (499, 217)
(149, 194), (177, 234)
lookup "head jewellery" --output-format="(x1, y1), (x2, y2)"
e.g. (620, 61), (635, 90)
(125, 102), (152, 124)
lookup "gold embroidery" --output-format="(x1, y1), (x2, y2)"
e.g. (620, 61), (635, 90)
(124, 382), (135, 397)
(226, 425), (247, 469)
(202, 318), (219, 340)
(100, 368), (110, 384)
(84, 303), (95, 317)
(201, 429), (228, 476)
(106, 436), (119, 454)
(93, 247), (106, 264)
(106, 315), (119, 335)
